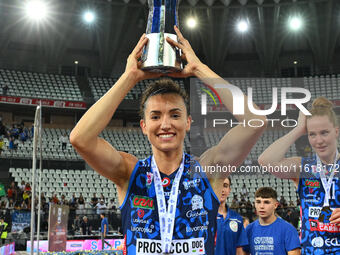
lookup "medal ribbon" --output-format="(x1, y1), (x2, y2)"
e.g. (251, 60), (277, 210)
(151, 153), (184, 254)
(316, 150), (338, 207)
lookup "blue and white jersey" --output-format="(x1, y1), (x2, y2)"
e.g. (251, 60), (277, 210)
(215, 206), (248, 255)
(298, 155), (340, 255)
(244, 217), (300, 255)
(120, 153), (219, 255)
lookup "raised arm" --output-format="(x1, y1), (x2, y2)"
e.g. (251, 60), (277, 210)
(167, 26), (266, 194)
(70, 34), (160, 203)
(258, 112), (307, 185)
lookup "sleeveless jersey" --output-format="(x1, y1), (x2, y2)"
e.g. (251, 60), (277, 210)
(120, 153), (219, 255)
(298, 155), (340, 255)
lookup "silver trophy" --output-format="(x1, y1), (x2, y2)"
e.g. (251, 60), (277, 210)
(141, 0), (182, 73)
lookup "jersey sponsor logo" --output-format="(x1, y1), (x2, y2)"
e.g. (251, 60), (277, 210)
(304, 194), (321, 203)
(137, 209), (145, 218)
(132, 218), (151, 224)
(133, 195), (154, 210)
(136, 237), (205, 255)
(311, 237), (324, 248)
(131, 225), (154, 234)
(146, 172), (153, 187)
(309, 220), (340, 233)
(311, 165), (318, 174)
(186, 224), (209, 232)
(162, 177), (171, 187)
(183, 179), (201, 190)
(309, 207), (322, 218)
(191, 195), (204, 211)
(305, 179), (320, 188)
(164, 189), (181, 197)
(229, 220), (238, 232)
(325, 237), (340, 247)
(186, 209), (208, 219)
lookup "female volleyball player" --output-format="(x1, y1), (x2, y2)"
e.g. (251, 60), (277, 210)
(258, 97), (340, 254)
(70, 26), (266, 255)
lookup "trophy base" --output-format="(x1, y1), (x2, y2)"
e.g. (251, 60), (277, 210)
(142, 65), (182, 74)
(141, 33), (182, 73)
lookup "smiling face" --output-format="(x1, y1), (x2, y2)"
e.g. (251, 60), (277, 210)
(219, 178), (231, 204)
(140, 93), (191, 154)
(307, 115), (339, 163)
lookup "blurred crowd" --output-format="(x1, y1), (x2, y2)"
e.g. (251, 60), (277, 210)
(0, 180), (120, 237)
(0, 181), (117, 213)
(0, 120), (33, 153)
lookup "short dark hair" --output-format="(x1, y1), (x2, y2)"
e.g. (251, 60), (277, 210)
(139, 78), (189, 119)
(255, 187), (277, 200)
(100, 213), (106, 217)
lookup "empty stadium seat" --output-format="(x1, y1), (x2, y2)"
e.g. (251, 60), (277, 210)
(0, 69), (83, 101)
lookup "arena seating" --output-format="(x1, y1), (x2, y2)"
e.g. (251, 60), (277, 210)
(0, 128), (81, 160)
(303, 75), (340, 100)
(1, 68), (339, 105)
(204, 128), (297, 162)
(227, 173), (298, 204)
(89, 77), (185, 101)
(0, 127), (192, 161)
(9, 167), (118, 205)
(0, 69), (83, 101)
(2, 73), (340, 212)
(228, 77), (293, 104)
(8, 168), (298, 205)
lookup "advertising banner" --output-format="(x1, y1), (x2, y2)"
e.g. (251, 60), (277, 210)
(27, 239), (124, 252)
(48, 204), (69, 252)
(0, 95), (86, 109)
(0, 242), (15, 255)
(11, 210), (30, 233)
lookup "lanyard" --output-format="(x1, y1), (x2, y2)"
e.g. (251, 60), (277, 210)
(316, 151), (338, 207)
(151, 154), (184, 254)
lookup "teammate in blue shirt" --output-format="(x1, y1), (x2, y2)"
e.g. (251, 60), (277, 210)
(215, 177), (248, 255)
(70, 26), (266, 255)
(244, 187), (301, 255)
(258, 97), (340, 254)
